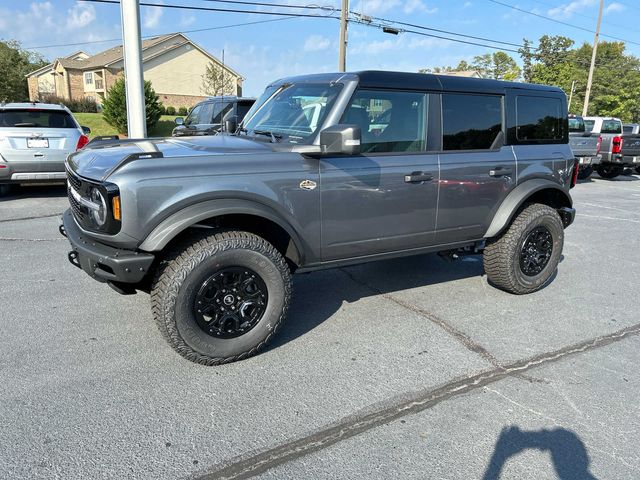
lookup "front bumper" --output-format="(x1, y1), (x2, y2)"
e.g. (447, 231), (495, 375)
(558, 207), (576, 228)
(61, 209), (154, 285)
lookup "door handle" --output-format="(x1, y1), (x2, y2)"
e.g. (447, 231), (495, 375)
(489, 167), (512, 177)
(404, 171), (433, 183)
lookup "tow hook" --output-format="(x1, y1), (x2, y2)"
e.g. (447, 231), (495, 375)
(68, 251), (81, 269)
(59, 224), (67, 238)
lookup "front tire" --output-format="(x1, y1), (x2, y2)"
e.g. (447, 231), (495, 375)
(596, 165), (623, 179)
(483, 203), (564, 295)
(151, 230), (292, 365)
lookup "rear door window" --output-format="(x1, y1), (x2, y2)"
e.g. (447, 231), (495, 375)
(212, 102), (234, 124)
(568, 117), (585, 133)
(0, 109), (75, 128)
(515, 96), (565, 142)
(442, 94), (503, 150)
(601, 120), (622, 134)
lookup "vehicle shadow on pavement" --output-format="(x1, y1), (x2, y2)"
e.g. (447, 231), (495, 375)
(268, 253), (485, 349)
(0, 184), (66, 201)
(482, 426), (597, 480)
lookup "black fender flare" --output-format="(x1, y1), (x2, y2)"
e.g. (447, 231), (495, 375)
(484, 179), (572, 238)
(138, 198), (307, 264)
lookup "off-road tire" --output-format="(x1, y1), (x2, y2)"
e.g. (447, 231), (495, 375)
(151, 230), (292, 365)
(596, 165), (623, 179)
(577, 166), (593, 180)
(483, 203), (564, 295)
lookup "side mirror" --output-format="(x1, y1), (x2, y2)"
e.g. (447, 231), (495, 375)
(174, 117), (184, 126)
(319, 124), (361, 155)
(225, 117), (238, 133)
(81, 126), (91, 135)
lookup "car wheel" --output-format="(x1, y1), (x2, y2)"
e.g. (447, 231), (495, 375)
(0, 184), (12, 196)
(596, 165), (623, 179)
(151, 230), (292, 365)
(483, 203), (564, 295)
(577, 166), (593, 180)
(635, 167), (640, 175)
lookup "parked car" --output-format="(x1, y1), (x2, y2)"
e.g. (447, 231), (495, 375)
(619, 132), (640, 174)
(171, 96), (255, 136)
(569, 114), (600, 179)
(61, 71), (576, 365)
(0, 102), (90, 195)
(623, 123), (640, 135)
(583, 116), (627, 178)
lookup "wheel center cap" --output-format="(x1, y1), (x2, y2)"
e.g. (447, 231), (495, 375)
(223, 294), (235, 305)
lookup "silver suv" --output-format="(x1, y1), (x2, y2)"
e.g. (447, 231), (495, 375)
(0, 102), (90, 195)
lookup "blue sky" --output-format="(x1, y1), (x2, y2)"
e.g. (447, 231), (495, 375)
(0, 0), (638, 96)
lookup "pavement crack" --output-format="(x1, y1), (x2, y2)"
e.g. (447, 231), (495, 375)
(192, 323), (640, 480)
(0, 213), (62, 223)
(0, 237), (65, 242)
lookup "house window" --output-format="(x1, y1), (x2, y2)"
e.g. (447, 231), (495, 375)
(84, 72), (93, 85)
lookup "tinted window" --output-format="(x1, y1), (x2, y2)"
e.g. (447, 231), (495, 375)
(236, 101), (254, 121)
(623, 125), (633, 134)
(198, 103), (214, 124)
(568, 117), (585, 132)
(515, 96), (565, 142)
(584, 119), (595, 132)
(0, 109), (76, 128)
(184, 105), (201, 126)
(212, 102), (233, 124)
(342, 89), (427, 153)
(442, 94), (502, 150)
(601, 120), (622, 134)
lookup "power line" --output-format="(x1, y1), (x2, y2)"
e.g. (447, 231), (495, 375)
(486, 0), (640, 47)
(23, 16), (298, 50)
(198, 0), (336, 10)
(524, 0), (637, 33)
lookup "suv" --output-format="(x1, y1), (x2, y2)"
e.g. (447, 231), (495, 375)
(0, 102), (90, 195)
(583, 116), (627, 178)
(171, 96), (255, 136)
(61, 71), (576, 365)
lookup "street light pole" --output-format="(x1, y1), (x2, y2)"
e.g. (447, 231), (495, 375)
(582, 0), (603, 117)
(120, 0), (147, 138)
(338, 0), (349, 72)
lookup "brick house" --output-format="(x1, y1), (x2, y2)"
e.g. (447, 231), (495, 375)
(26, 33), (244, 109)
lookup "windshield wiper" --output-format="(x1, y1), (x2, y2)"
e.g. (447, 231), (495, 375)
(252, 130), (282, 143)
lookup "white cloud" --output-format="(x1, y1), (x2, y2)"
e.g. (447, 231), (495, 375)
(179, 14), (196, 27)
(142, 3), (163, 29)
(353, 0), (400, 14)
(463, 1), (473, 7)
(304, 35), (331, 52)
(547, 0), (596, 19)
(604, 2), (625, 15)
(403, 0), (438, 14)
(66, 3), (96, 30)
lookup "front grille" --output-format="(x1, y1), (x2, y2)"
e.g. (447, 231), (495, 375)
(67, 170), (88, 224)
(67, 170), (82, 191)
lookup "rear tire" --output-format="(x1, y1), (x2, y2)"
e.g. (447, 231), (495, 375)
(596, 165), (623, 179)
(151, 230), (291, 365)
(0, 184), (12, 197)
(577, 166), (593, 180)
(483, 203), (564, 295)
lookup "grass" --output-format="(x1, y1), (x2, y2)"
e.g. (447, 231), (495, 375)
(73, 112), (178, 138)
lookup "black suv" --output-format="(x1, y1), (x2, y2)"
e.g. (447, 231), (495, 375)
(171, 96), (255, 136)
(62, 71), (577, 365)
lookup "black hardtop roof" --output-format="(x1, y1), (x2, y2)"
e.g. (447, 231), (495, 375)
(271, 70), (564, 95)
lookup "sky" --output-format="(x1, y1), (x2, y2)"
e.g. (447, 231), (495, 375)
(0, 0), (638, 96)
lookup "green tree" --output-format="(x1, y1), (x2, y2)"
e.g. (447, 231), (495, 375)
(201, 61), (236, 96)
(470, 52), (521, 80)
(102, 78), (163, 135)
(0, 40), (48, 102)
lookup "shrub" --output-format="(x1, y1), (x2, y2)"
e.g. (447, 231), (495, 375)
(101, 78), (163, 135)
(166, 106), (176, 116)
(40, 94), (98, 113)
(158, 104), (166, 115)
(178, 107), (188, 116)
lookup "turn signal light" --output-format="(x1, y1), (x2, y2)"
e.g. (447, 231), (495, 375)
(112, 196), (121, 221)
(76, 134), (89, 151)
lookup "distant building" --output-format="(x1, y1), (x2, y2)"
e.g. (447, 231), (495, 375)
(25, 33), (244, 109)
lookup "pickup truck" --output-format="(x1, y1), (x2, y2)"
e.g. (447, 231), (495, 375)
(569, 115), (600, 179)
(620, 133), (640, 174)
(60, 71), (576, 365)
(584, 116), (626, 179)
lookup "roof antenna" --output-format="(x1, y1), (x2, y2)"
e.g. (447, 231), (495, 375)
(221, 48), (225, 130)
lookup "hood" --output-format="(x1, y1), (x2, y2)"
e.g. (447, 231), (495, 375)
(67, 135), (272, 181)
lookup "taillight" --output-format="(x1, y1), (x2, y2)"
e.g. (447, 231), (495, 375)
(612, 136), (623, 154)
(571, 158), (579, 188)
(596, 135), (602, 155)
(76, 134), (89, 151)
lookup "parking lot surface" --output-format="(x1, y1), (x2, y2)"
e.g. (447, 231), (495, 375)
(1, 175), (639, 479)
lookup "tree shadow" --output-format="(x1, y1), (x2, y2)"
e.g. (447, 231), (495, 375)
(482, 426), (598, 480)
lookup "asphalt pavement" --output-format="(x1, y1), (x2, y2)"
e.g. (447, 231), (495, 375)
(0, 175), (639, 479)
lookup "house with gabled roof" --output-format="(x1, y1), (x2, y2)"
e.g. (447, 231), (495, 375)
(26, 33), (244, 109)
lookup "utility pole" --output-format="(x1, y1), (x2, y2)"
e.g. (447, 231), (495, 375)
(582, 0), (603, 116)
(338, 0), (349, 72)
(568, 80), (576, 112)
(120, 0), (147, 138)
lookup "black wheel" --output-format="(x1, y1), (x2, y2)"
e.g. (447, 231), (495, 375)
(635, 167), (640, 175)
(596, 165), (623, 179)
(483, 203), (564, 295)
(0, 184), (12, 197)
(151, 230), (292, 365)
(577, 166), (593, 180)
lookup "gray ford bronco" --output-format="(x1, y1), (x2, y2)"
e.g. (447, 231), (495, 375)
(61, 71), (577, 365)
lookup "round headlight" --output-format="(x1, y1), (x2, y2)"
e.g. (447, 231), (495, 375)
(89, 187), (107, 227)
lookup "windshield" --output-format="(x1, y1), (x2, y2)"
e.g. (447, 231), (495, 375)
(584, 119), (595, 132)
(568, 117), (585, 132)
(242, 83), (343, 143)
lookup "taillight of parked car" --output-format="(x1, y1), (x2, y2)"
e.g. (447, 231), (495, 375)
(76, 134), (89, 151)
(596, 135), (602, 155)
(571, 158), (579, 188)
(612, 136), (623, 154)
